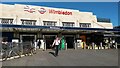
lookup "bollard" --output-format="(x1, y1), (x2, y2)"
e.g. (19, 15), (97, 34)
(115, 42), (117, 49)
(83, 42), (86, 49)
(87, 45), (89, 49)
(65, 43), (67, 50)
(20, 42), (23, 55)
(108, 43), (110, 49)
(44, 43), (46, 51)
(74, 43), (76, 50)
(100, 42), (102, 49)
(92, 42), (95, 49)
(74, 43), (77, 50)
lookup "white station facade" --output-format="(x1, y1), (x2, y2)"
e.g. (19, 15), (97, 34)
(0, 4), (119, 49)
(0, 4), (113, 28)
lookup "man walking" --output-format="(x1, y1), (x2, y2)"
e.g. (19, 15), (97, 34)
(52, 37), (61, 57)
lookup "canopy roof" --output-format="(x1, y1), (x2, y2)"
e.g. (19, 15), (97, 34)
(0, 24), (120, 33)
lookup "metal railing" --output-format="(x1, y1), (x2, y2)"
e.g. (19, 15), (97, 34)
(0, 42), (36, 61)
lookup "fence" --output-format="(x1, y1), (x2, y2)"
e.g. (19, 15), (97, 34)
(0, 42), (36, 61)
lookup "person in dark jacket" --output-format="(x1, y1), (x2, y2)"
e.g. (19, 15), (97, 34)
(37, 39), (41, 49)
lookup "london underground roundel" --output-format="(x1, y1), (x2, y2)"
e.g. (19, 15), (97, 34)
(38, 8), (46, 14)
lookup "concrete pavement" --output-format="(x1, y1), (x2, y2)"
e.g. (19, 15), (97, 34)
(2, 49), (118, 66)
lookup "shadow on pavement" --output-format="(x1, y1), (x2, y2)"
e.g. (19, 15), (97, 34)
(49, 52), (55, 57)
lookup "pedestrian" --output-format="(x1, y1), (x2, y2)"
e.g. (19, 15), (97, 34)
(37, 39), (41, 49)
(61, 36), (65, 50)
(34, 40), (37, 50)
(2, 38), (8, 50)
(52, 36), (61, 57)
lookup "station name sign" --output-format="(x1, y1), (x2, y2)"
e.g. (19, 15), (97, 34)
(24, 6), (73, 15)
(49, 9), (72, 15)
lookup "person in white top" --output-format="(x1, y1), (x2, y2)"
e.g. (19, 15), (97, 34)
(52, 37), (61, 57)
(34, 40), (37, 50)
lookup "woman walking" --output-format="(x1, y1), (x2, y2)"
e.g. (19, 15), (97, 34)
(52, 37), (61, 57)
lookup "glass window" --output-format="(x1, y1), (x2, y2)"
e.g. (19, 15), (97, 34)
(0, 18), (13, 24)
(62, 22), (74, 27)
(21, 19), (36, 25)
(43, 21), (56, 26)
(79, 23), (91, 28)
(10, 20), (13, 24)
(97, 18), (110, 23)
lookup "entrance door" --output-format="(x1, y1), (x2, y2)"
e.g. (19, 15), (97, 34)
(22, 36), (34, 42)
(44, 35), (56, 49)
(65, 36), (74, 49)
(20, 35), (36, 42)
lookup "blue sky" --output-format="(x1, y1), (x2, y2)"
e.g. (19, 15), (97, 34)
(2, 2), (119, 26)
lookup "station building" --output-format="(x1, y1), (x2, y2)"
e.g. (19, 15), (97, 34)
(0, 4), (120, 49)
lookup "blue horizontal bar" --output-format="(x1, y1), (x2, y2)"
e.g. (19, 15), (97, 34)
(0, 24), (120, 32)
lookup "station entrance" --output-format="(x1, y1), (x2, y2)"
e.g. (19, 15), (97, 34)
(20, 35), (36, 42)
(64, 36), (74, 49)
(44, 35), (75, 49)
(44, 35), (56, 49)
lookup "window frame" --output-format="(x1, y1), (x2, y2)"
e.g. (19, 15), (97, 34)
(43, 21), (57, 26)
(79, 23), (91, 28)
(62, 22), (75, 27)
(21, 19), (37, 25)
(0, 18), (13, 24)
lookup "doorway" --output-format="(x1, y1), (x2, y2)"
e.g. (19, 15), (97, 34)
(44, 35), (56, 49)
(20, 35), (36, 42)
(65, 36), (74, 49)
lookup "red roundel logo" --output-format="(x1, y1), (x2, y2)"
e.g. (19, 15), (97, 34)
(38, 8), (46, 14)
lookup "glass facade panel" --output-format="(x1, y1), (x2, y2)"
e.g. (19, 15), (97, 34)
(0, 18), (13, 24)
(21, 19), (36, 25)
(43, 21), (56, 26)
(62, 22), (74, 27)
(79, 23), (91, 28)
(97, 18), (110, 23)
